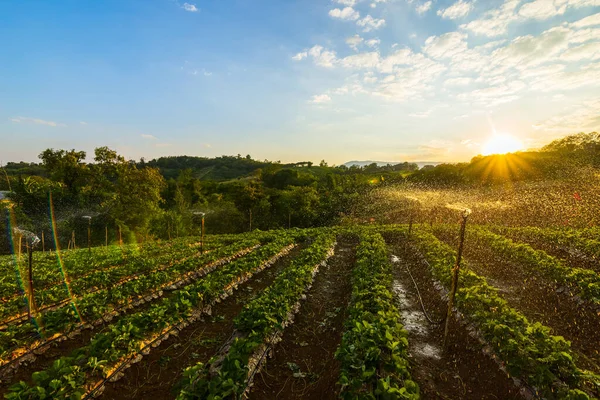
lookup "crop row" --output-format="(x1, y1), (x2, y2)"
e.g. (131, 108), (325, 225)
(0, 240), (221, 324)
(336, 232), (419, 399)
(487, 225), (600, 263)
(176, 233), (336, 399)
(0, 238), (261, 370)
(5, 234), (296, 399)
(408, 227), (599, 399)
(435, 225), (600, 307)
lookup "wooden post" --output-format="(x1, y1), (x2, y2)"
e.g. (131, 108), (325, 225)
(201, 216), (205, 254)
(41, 231), (45, 252)
(71, 230), (76, 249)
(18, 235), (22, 259)
(443, 213), (469, 349)
(27, 244), (34, 322)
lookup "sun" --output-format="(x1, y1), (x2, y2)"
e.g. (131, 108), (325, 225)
(482, 134), (524, 155)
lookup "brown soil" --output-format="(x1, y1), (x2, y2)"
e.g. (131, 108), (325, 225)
(98, 246), (302, 400)
(248, 235), (356, 400)
(386, 237), (522, 400)
(434, 230), (600, 374)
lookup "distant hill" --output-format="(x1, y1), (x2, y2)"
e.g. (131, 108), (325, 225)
(343, 160), (442, 169)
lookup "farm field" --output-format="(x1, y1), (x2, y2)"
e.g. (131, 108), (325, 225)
(0, 224), (599, 399)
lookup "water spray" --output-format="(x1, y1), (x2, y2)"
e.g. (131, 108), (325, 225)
(443, 207), (471, 349)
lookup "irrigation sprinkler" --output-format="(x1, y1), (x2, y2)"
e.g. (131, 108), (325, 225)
(193, 211), (206, 254)
(404, 196), (420, 239)
(13, 228), (41, 322)
(443, 208), (471, 349)
(82, 216), (92, 253)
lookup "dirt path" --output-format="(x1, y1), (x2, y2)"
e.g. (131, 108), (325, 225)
(388, 241), (522, 400)
(99, 246), (302, 400)
(248, 236), (356, 400)
(434, 231), (600, 374)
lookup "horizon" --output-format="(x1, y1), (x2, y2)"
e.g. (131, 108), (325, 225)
(1, 0), (600, 164)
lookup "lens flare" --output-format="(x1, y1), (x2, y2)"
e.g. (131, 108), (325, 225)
(48, 192), (82, 323)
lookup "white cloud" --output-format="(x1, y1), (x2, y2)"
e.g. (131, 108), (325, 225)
(308, 45), (338, 67)
(292, 51), (308, 61)
(437, 0), (474, 19)
(10, 116), (66, 127)
(460, 0), (520, 37)
(182, 3), (198, 12)
(329, 7), (360, 21)
(80, 121), (88, 125)
(518, 0), (566, 20)
(409, 110), (432, 118)
(334, 0), (357, 5)
(310, 94), (332, 103)
(463, 0), (600, 37)
(489, 26), (571, 71)
(141, 134), (158, 140)
(444, 77), (473, 86)
(533, 98), (600, 131)
(572, 12), (600, 28)
(416, 1), (432, 15)
(561, 41), (600, 61)
(366, 38), (381, 48)
(423, 32), (468, 59)
(342, 52), (381, 69)
(346, 35), (364, 51)
(357, 15), (386, 31)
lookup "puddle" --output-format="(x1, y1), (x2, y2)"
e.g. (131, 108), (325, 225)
(391, 254), (442, 361)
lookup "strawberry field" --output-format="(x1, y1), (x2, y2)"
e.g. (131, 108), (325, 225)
(0, 224), (599, 399)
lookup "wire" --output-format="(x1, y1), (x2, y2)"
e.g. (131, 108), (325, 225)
(401, 246), (445, 325)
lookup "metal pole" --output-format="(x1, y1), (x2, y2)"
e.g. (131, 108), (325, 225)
(443, 213), (469, 349)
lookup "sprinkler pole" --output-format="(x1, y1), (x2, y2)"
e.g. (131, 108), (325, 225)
(41, 231), (45, 252)
(105, 225), (108, 247)
(88, 220), (91, 253)
(443, 210), (469, 349)
(27, 243), (34, 322)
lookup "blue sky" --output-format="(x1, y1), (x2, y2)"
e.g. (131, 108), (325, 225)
(1, 0), (599, 164)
